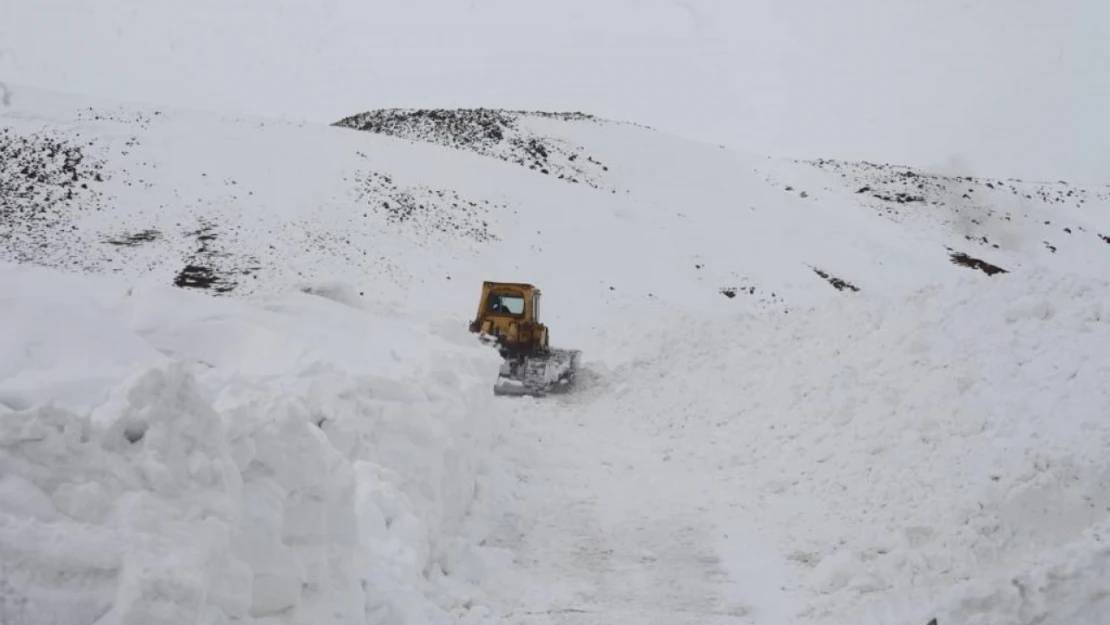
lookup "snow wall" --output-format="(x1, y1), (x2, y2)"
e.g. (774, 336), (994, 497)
(0, 262), (505, 625)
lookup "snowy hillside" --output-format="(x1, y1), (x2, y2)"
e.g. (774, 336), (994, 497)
(3, 83), (1110, 625)
(3, 86), (1109, 345)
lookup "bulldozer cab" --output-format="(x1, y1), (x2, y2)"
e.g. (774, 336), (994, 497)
(469, 281), (547, 352)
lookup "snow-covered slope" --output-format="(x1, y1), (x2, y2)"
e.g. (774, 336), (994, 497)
(3, 84), (1110, 625)
(3, 86), (1108, 346)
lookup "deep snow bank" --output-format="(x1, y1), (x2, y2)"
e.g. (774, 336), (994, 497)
(0, 262), (506, 625)
(587, 268), (1110, 624)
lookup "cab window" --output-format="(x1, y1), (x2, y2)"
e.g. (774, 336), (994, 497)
(488, 293), (525, 315)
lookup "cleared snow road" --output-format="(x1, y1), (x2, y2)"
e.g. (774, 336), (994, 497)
(478, 373), (795, 625)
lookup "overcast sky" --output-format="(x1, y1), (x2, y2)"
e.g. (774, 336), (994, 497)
(2, 0), (1106, 182)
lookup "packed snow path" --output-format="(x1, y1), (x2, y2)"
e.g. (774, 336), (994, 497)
(480, 374), (786, 625)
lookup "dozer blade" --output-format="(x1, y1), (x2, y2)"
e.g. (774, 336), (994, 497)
(494, 348), (581, 397)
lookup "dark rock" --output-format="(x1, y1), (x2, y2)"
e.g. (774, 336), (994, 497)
(810, 267), (860, 292)
(174, 264), (227, 291)
(104, 229), (161, 247)
(948, 250), (1007, 275)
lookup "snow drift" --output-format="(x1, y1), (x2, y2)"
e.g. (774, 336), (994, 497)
(574, 266), (1110, 624)
(0, 261), (506, 625)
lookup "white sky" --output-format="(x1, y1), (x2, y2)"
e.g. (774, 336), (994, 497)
(1, 0), (1106, 182)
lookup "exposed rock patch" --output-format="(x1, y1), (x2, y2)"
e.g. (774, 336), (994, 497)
(104, 229), (161, 247)
(0, 128), (109, 268)
(785, 158), (1110, 263)
(810, 266), (860, 292)
(353, 168), (502, 245)
(799, 158), (1108, 227)
(334, 108), (616, 191)
(947, 250), (1008, 276)
(716, 274), (789, 312)
(76, 106), (163, 131)
(171, 220), (262, 294)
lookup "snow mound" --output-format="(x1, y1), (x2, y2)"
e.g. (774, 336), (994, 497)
(0, 262), (507, 625)
(936, 517), (1110, 625)
(586, 267), (1110, 624)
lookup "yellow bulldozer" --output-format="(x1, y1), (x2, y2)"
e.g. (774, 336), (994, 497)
(468, 281), (580, 396)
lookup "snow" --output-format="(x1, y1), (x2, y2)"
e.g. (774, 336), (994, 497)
(2, 83), (1109, 625)
(2, 85), (1106, 334)
(479, 268), (1110, 624)
(0, 261), (506, 625)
